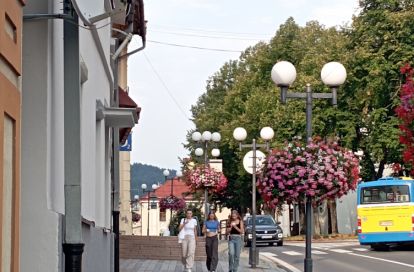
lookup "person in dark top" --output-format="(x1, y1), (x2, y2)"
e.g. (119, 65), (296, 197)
(226, 210), (244, 272)
(202, 211), (220, 272)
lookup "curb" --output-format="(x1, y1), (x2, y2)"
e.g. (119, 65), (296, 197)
(260, 253), (301, 272)
(285, 239), (358, 244)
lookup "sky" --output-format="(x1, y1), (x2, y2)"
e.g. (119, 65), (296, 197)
(127, 0), (360, 171)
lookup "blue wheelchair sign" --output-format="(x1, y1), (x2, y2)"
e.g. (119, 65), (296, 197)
(120, 134), (132, 151)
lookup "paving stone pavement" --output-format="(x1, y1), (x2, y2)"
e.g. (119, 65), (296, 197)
(121, 242), (285, 272)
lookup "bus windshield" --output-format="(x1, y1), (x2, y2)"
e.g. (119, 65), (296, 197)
(361, 185), (410, 204)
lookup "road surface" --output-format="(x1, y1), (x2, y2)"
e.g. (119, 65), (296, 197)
(258, 241), (414, 272)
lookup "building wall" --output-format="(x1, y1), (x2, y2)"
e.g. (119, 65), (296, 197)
(120, 151), (133, 235)
(337, 191), (358, 235)
(21, 1), (62, 270)
(0, 1), (23, 271)
(22, 0), (115, 271)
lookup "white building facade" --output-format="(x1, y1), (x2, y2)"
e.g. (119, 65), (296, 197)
(21, 0), (144, 271)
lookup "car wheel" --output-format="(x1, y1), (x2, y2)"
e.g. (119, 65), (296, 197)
(277, 241), (283, 247)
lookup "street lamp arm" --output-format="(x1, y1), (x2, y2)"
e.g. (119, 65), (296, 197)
(240, 143), (268, 149)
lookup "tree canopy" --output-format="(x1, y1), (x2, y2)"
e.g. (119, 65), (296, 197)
(189, 0), (414, 210)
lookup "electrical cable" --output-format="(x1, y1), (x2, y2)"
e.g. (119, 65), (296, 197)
(143, 53), (191, 120)
(147, 40), (243, 53)
(151, 23), (272, 37)
(149, 30), (265, 41)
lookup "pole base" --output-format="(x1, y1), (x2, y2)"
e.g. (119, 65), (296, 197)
(63, 243), (84, 272)
(249, 246), (259, 267)
(304, 258), (312, 272)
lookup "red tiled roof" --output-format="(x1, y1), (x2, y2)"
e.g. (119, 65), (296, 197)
(140, 179), (193, 201)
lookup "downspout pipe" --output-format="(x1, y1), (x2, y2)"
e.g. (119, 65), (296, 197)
(63, 1), (84, 271)
(112, 28), (146, 60)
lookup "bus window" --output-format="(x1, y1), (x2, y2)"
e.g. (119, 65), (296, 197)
(361, 185), (410, 204)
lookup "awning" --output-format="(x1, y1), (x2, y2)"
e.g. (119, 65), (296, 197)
(119, 87), (141, 144)
(96, 87), (140, 143)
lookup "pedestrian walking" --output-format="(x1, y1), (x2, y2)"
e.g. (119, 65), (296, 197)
(226, 210), (244, 272)
(179, 209), (198, 272)
(202, 211), (220, 272)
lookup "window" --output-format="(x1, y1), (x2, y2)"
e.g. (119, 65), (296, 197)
(2, 115), (14, 272)
(5, 14), (17, 43)
(160, 211), (166, 222)
(361, 185), (411, 204)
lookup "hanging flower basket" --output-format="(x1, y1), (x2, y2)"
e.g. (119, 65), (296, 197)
(159, 195), (186, 211)
(132, 212), (141, 222)
(184, 165), (228, 193)
(258, 138), (360, 209)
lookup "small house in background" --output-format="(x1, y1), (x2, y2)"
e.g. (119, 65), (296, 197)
(135, 179), (231, 236)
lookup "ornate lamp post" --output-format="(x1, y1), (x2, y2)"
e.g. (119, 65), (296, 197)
(191, 130), (221, 218)
(141, 183), (158, 236)
(271, 60), (347, 272)
(233, 126), (274, 268)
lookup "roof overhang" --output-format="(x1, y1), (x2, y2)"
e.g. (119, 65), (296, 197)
(96, 100), (138, 128)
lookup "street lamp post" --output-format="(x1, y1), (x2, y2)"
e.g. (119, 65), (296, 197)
(191, 130), (221, 218)
(141, 183), (158, 236)
(233, 126), (274, 268)
(271, 61), (347, 272)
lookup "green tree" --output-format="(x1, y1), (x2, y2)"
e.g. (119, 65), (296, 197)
(190, 18), (348, 210)
(342, 0), (414, 180)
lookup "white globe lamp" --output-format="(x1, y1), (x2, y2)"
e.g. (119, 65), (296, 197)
(321, 62), (347, 87)
(191, 131), (202, 142)
(233, 127), (247, 142)
(202, 131), (212, 141)
(260, 127), (275, 141)
(271, 61), (297, 86)
(211, 148), (220, 157)
(211, 132), (221, 142)
(195, 148), (204, 157)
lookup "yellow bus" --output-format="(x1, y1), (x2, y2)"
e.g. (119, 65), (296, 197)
(357, 177), (414, 250)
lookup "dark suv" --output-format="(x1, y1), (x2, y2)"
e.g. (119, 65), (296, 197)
(244, 215), (283, 247)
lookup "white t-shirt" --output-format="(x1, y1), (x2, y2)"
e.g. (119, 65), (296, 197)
(180, 218), (197, 236)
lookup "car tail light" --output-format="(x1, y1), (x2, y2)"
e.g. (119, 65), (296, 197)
(358, 217), (362, 234)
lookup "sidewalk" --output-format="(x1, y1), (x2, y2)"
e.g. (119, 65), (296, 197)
(120, 241), (286, 272)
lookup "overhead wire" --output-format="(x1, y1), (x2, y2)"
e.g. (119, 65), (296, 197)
(149, 29), (266, 41)
(147, 40), (244, 53)
(151, 23), (272, 37)
(143, 52), (191, 121)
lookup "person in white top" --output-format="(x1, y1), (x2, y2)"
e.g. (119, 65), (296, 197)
(179, 209), (198, 272)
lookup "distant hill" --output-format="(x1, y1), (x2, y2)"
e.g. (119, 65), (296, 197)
(130, 163), (177, 199)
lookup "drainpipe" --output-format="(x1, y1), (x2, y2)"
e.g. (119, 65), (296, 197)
(112, 48), (121, 272)
(63, 1), (84, 271)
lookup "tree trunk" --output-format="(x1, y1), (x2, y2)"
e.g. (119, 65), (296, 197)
(328, 199), (338, 234)
(376, 158), (387, 180)
(299, 203), (305, 235)
(313, 207), (321, 237)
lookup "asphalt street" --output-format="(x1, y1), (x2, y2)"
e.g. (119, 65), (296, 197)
(257, 241), (414, 272)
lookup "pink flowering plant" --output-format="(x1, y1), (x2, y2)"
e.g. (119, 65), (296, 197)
(258, 138), (360, 209)
(184, 165), (228, 194)
(159, 195), (186, 211)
